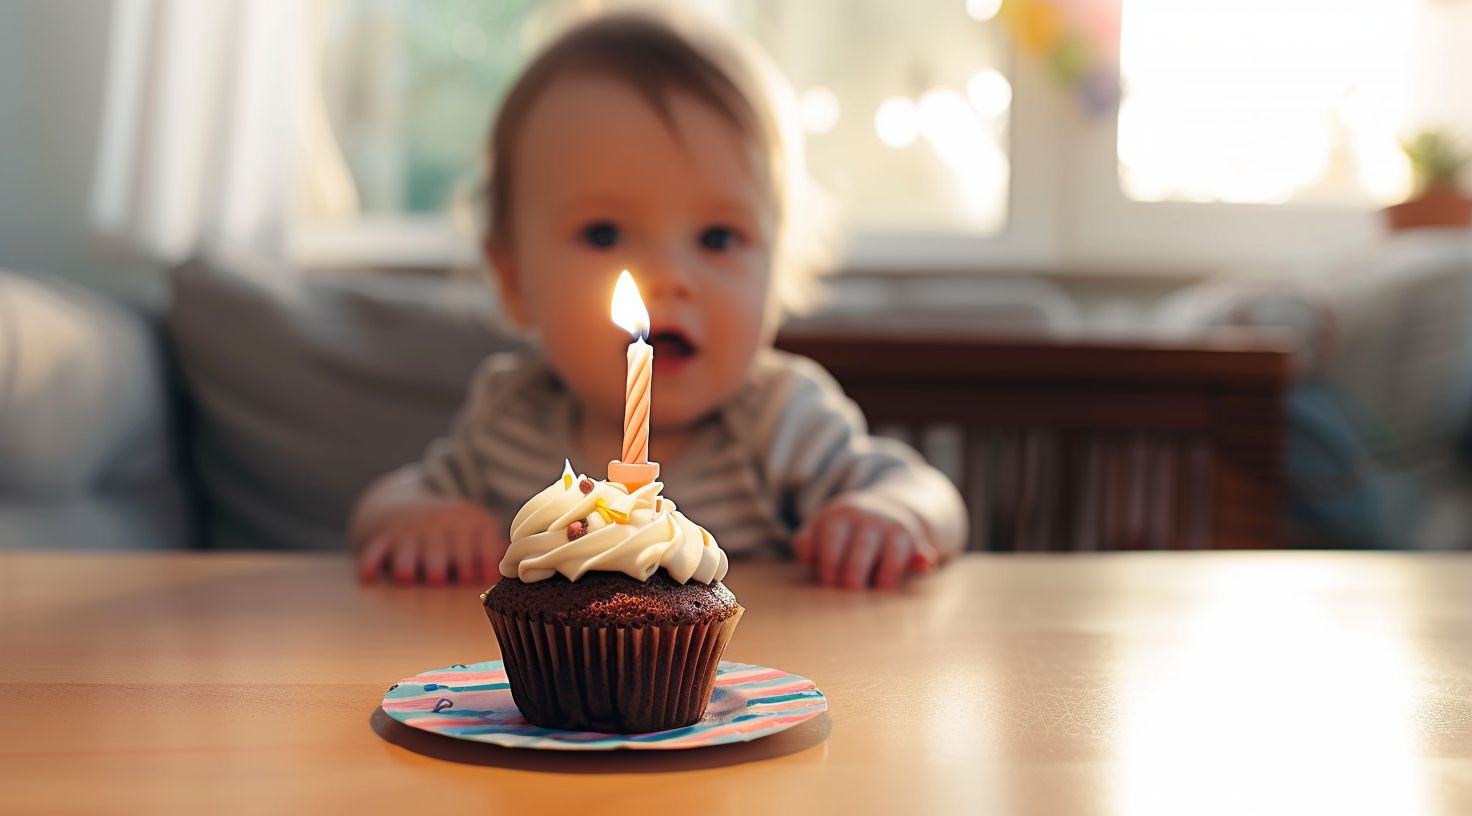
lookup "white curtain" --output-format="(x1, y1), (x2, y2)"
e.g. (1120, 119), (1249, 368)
(90, 0), (356, 264)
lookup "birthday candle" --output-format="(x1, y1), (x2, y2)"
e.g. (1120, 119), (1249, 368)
(608, 270), (660, 491)
(611, 270), (651, 465)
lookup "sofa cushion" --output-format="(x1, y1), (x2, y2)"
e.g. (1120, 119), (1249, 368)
(1153, 232), (1472, 549)
(0, 269), (186, 549)
(169, 255), (519, 549)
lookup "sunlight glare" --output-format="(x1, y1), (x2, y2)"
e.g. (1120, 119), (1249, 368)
(1115, 562), (1431, 816)
(1119, 0), (1415, 205)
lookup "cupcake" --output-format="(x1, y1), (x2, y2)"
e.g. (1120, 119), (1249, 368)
(482, 462), (741, 733)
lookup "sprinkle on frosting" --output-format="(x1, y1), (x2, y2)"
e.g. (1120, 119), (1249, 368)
(593, 498), (629, 525)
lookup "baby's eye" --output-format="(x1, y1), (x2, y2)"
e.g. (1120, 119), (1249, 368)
(698, 225), (742, 252)
(581, 221), (620, 249)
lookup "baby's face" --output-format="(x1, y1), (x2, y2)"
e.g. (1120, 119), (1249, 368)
(492, 75), (777, 432)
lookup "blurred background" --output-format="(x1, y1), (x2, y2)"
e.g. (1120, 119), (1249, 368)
(2, 0), (1471, 554)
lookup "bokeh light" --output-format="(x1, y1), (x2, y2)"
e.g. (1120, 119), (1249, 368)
(965, 0), (1003, 23)
(966, 68), (1012, 119)
(874, 96), (920, 148)
(800, 86), (841, 135)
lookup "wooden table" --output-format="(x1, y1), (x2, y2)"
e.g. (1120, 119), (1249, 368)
(3, 552), (1471, 815)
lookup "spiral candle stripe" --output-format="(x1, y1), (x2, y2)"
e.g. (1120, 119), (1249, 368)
(622, 338), (651, 464)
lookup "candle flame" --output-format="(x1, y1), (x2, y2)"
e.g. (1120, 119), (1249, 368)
(610, 270), (649, 339)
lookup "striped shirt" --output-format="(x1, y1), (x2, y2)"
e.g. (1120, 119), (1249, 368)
(421, 349), (959, 557)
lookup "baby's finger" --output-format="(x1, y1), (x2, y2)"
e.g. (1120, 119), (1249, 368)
(468, 532), (488, 585)
(874, 529), (913, 589)
(358, 534), (393, 583)
(448, 527), (475, 585)
(908, 537), (942, 573)
(817, 515), (852, 588)
(841, 525), (884, 590)
(792, 526), (815, 567)
(391, 535), (421, 585)
(422, 534), (450, 587)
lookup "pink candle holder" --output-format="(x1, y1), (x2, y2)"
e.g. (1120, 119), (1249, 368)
(608, 459), (660, 491)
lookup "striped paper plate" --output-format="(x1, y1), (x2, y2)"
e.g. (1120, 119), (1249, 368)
(380, 660), (826, 751)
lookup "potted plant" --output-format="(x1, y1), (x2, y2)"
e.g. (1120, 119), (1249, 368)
(1384, 129), (1472, 231)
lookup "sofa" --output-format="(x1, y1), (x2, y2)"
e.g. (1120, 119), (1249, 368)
(0, 255), (518, 550)
(1155, 231), (1472, 549)
(0, 272), (185, 548)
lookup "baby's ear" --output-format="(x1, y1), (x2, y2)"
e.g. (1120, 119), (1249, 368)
(486, 238), (531, 329)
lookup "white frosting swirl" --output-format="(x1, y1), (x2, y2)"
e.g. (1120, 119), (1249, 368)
(500, 472), (729, 585)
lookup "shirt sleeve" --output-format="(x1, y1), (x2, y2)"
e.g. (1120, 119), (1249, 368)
(420, 353), (526, 505)
(748, 352), (968, 550)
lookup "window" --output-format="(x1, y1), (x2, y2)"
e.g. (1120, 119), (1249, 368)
(320, 0), (534, 218)
(318, 0), (1013, 240)
(750, 2), (1011, 235)
(308, 0), (1472, 273)
(1064, 0), (1472, 272)
(1118, 0), (1419, 206)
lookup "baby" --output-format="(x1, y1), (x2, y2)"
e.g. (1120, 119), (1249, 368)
(351, 13), (966, 590)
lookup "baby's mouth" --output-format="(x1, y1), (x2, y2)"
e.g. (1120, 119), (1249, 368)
(648, 329), (698, 372)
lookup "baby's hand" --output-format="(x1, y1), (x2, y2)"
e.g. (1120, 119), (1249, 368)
(356, 500), (506, 586)
(793, 494), (941, 590)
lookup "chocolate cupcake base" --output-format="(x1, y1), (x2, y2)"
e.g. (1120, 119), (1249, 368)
(484, 572), (742, 733)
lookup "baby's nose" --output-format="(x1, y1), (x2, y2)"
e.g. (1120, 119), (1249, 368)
(635, 250), (694, 300)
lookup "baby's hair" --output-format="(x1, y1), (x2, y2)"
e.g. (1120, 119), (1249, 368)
(481, 11), (833, 318)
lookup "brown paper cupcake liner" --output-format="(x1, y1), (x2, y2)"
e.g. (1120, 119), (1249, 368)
(485, 606), (743, 733)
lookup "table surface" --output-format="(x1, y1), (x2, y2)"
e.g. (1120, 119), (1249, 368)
(3, 551), (1471, 815)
